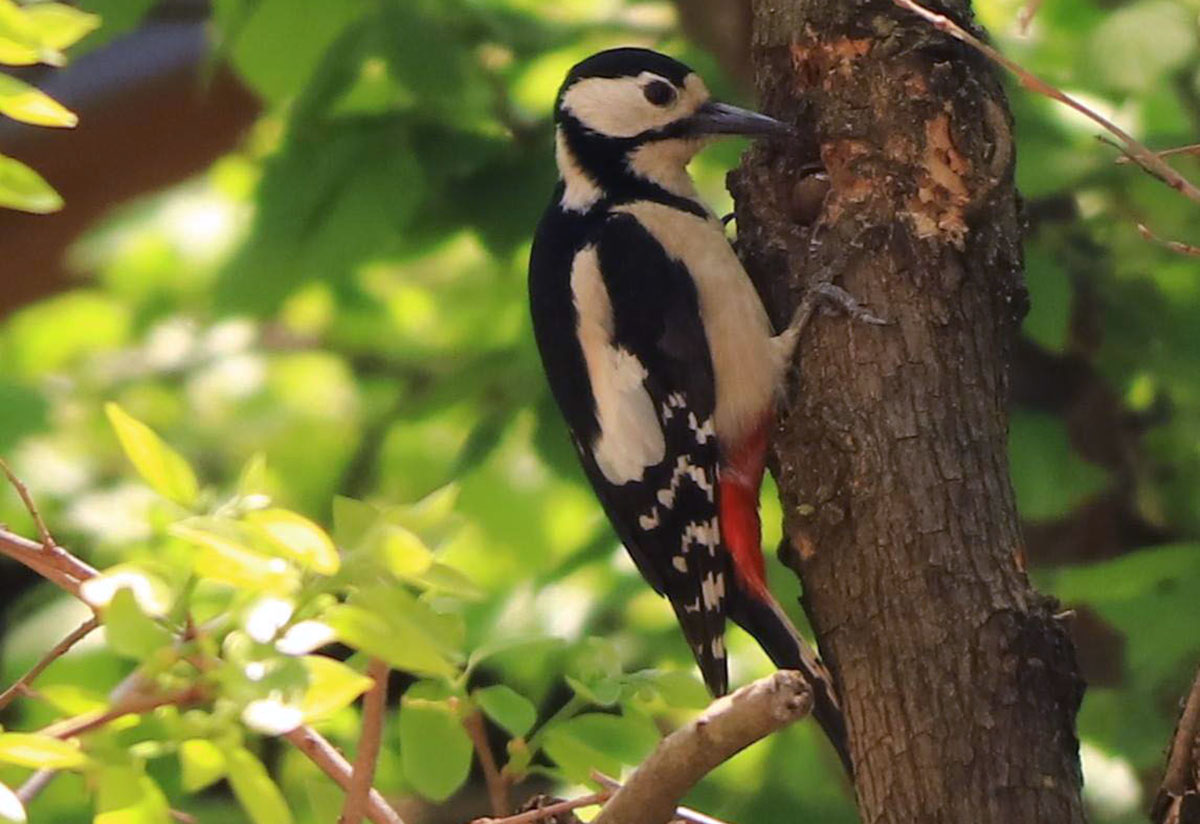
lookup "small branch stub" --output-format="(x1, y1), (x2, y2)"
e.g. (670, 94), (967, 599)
(591, 671), (812, 824)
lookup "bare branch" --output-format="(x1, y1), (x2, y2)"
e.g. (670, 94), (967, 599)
(0, 458), (55, 549)
(1116, 142), (1200, 163)
(339, 658), (390, 824)
(0, 526), (99, 599)
(0, 616), (100, 712)
(1016, 0), (1044, 34)
(284, 725), (406, 824)
(1137, 224), (1200, 257)
(1152, 665), (1200, 823)
(892, 0), (1200, 204)
(40, 684), (206, 740)
(471, 792), (608, 824)
(465, 710), (511, 817)
(592, 671), (813, 824)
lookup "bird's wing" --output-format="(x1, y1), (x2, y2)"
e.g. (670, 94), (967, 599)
(565, 211), (734, 695)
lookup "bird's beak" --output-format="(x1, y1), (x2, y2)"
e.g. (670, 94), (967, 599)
(680, 100), (793, 138)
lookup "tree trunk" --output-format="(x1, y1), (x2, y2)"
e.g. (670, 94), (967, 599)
(728, 1), (1089, 821)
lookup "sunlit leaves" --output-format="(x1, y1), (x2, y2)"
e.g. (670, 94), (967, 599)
(171, 521), (299, 594)
(1008, 411), (1110, 521)
(0, 734), (85, 769)
(245, 508), (340, 575)
(225, 747), (294, 824)
(105, 403), (199, 508)
(94, 764), (170, 824)
(0, 73), (75, 126)
(399, 686), (473, 801)
(0, 153), (62, 213)
(324, 586), (461, 678)
(298, 655), (374, 722)
(179, 739), (226, 794)
(0, 0), (97, 65)
(102, 587), (171, 660)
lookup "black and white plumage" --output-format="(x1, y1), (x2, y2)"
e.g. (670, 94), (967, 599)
(528, 47), (851, 771)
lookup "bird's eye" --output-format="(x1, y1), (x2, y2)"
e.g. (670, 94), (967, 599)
(643, 80), (677, 107)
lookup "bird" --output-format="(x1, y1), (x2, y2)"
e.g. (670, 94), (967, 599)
(527, 47), (852, 773)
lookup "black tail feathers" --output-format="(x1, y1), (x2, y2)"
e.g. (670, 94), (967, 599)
(730, 593), (854, 777)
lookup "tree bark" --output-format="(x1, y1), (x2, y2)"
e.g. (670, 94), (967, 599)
(728, 1), (1088, 822)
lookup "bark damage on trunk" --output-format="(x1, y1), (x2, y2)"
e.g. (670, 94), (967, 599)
(728, 1), (1088, 821)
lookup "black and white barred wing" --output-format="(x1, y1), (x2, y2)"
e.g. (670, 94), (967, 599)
(568, 212), (734, 695)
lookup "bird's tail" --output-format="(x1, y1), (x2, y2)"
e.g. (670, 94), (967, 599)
(730, 592), (854, 776)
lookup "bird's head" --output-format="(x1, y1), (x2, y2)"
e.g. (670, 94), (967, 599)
(553, 48), (790, 210)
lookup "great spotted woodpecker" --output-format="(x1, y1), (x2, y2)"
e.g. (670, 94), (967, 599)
(528, 48), (851, 771)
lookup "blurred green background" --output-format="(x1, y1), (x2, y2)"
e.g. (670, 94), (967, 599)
(0, 0), (1197, 821)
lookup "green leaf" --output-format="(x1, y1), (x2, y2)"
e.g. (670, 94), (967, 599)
(0, 0), (58, 66)
(332, 495), (380, 550)
(299, 655), (374, 722)
(410, 561), (483, 600)
(225, 747), (294, 824)
(0, 152), (61, 213)
(179, 739), (226, 793)
(370, 524), (433, 579)
(473, 685), (536, 738)
(541, 713), (660, 783)
(22, 4), (99, 51)
(1050, 544), (1200, 605)
(324, 602), (456, 679)
(0, 783), (23, 823)
(105, 403), (199, 507)
(245, 508), (340, 575)
(94, 764), (170, 824)
(0, 73), (75, 126)
(171, 521), (299, 594)
(103, 587), (172, 661)
(0, 733), (85, 769)
(645, 670), (711, 709)
(398, 695), (473, 801)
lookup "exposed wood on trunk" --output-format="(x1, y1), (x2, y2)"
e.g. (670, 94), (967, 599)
(728, 1), (1088, 821)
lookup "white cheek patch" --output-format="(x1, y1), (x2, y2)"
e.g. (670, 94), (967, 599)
(571, 245), (665, 485)
(562, 72), (709, 139)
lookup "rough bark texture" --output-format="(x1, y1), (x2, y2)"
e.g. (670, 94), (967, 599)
(728, 1), (1088, 822)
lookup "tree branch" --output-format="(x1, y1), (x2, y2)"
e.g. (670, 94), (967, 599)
(1153, 664), (1200, 823)
(0, 616), (99, 712)
(339, 658), (390, 824)
(591, 671), (812, 824)
(464, 709), (510, 817)
(284, 725), (405, 824)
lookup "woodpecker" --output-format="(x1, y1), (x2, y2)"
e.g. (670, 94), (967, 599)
(528, 47), (851, 772)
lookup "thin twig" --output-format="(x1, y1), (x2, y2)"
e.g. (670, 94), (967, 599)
(15, 769), (56, 804)
(1016, 0), (1044, 34)
(464, 710), (511, 817)
(0, 526), (98, 599)
(284, 725), (406, 824)
(40, 685), (206, 740)
(1116, 142), (1200, 164)
(339, 658), (390, 824)
(471, 792), (609, 824)
(1152, 664), (1200, 823)
(0, 616), (100, 712)
(1137, 224), (1200, 257)
(891, 0), (1200, 204)
(592, 671), (813, 824)
(1, 457), (54, 549)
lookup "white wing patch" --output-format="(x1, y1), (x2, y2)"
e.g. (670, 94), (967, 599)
(571, 245), (665, 485)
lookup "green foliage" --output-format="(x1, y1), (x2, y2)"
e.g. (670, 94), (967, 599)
(0, 0), (96, 212)
(0, 0), (1197, 821)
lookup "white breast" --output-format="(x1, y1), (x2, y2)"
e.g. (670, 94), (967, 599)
(615, 201), (782, 447)
(571, 244), (666, 484)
